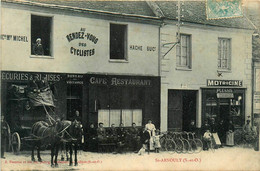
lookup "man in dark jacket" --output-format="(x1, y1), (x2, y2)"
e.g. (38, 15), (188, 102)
(217, 120), (226, 147)
(188, 120), (196, 133)
(129, 123), (140, 152)
(138, 127), (150, 155)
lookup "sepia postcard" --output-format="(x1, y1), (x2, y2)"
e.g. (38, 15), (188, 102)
(0, 0), (260, 170)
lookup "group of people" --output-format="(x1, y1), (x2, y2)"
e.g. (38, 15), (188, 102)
(192, 118), (258, 150)
(84, 119), (161, 154)
(200, 118), (235, 150)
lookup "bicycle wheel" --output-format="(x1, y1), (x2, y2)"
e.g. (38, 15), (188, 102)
(174, 139), (184, 153)
(160, 137), (167, 151)
(194, 139), (203, 153)
(189, 140), (197, 153)
(181, 139), (190, 153)
(165, 139), (176, 153)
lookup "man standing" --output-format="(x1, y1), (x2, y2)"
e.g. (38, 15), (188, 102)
(217, 120), (226, 147)
(129, 123), (140, 152)
(188, 120), (196, 133)
(1, 116), (8, 159)
(73, 110), (81, 122)
(138, 127), (150, 155)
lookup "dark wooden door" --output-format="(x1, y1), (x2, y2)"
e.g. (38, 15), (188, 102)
(168, 90), (183, 131)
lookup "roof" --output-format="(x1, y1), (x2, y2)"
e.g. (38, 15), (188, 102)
(1, 0), (255, 30)
(2, 0), (156, 17)
(156, 1), (254, 30)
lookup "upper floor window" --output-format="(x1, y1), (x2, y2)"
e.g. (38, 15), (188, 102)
(110, 24), (127, 60)
(176, 34), (192, 69)
(31, 15), (52, 56)
(218, 38), (231, 70)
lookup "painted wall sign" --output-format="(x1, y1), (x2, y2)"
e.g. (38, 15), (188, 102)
(66, 74), (83, 84)
(0, 34), (28, 42)
(129, 45), (156, 52)
(1, 71), (62, 82)
(207, 79), (243, 87)
(66, 28), (98, 57)
(89, 76), (151, 86)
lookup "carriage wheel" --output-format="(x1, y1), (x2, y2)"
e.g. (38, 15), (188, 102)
(11, 132), (21, 154)
(4, 121), (12, 151)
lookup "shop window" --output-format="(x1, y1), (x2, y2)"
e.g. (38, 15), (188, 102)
(98, 109), (142, 127)
(31, 15), (52, 56)
(176, 34), (192, 69)
(110, 23), (127, 60)
(202, 89), (244, 127)
(218, 38), (231, 70)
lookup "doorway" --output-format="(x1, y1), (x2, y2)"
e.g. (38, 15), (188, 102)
(168, 90), (197, 131)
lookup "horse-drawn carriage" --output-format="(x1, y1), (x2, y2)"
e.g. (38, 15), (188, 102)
(4, 83), (82, 167)
(5, 83), (56, 153)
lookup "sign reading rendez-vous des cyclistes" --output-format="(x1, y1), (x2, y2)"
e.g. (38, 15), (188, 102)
(207, 79), (243, 87)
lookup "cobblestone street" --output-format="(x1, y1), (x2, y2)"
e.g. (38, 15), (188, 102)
(1, 146), (260, 170)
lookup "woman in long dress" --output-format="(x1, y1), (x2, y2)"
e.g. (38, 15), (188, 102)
(226, 120), (235, 146)
(145, 119), (156, 151)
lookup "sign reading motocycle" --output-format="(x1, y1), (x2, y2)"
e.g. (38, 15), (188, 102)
(207, 79), (243, 87)
(66, 28), (98, 57)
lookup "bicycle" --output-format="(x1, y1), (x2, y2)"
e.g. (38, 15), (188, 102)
(187, 132), (203, 153)
(180, 132), (191, 153)
(172, 132), (184, 153)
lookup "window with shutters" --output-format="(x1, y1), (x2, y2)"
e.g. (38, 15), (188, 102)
(218, 38), (231, 70)
(176, 34), (192, 69)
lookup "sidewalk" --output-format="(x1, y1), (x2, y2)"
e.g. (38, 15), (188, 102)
(1, 146), (259, 170)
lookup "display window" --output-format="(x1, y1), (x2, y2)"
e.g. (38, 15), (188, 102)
(202, 88), (245, 127)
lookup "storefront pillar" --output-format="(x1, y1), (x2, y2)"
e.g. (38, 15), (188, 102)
(197, 89), (202, 128)
(160, 84), (168, 132)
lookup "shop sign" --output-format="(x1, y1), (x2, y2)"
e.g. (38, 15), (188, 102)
(89, 76), (151, 86)
(66, 74), (83, 85)
(216, 88), (234, 98)
(0, 34), (28, 42)
(207, 79), (243, 87)
(1, 71), (62, 82)
(66, 28), (98, 57)
(217, 93), (234, 98)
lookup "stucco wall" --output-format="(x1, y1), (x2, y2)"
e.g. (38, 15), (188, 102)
(1, 5), (159, 76)
(160, 24), (253, 131)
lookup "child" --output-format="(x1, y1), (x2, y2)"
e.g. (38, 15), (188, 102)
(203, 129), (212, 150)
(153, 129), (163, 153)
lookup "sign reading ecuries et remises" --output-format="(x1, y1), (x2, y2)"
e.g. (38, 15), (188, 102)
(207, 79), (243, 87)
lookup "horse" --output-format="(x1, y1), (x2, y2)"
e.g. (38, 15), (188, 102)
(61, 120), (83, 166)
(31, 119), (64, 167)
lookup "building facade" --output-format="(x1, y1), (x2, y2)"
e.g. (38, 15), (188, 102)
(1, 0), (256, 134)
(156, 1), (254, 132)
(1, 0), (161, 130)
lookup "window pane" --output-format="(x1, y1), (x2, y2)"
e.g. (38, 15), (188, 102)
(31, 15), (51, 56)
(122, 109), (132, 127)
(110, 109), (121, 126)
(218, 38), (231, 69)
(177, 34), (191, 68)
(133, 109), (142, 126)
(98, 109), (109, 127)
(110, 24), (126, 60)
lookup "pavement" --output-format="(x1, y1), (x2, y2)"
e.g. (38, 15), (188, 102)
(1, 146), (260, 171)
